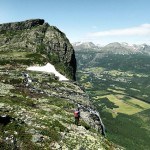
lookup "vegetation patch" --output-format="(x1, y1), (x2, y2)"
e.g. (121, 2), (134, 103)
(76, 50), (150, 149)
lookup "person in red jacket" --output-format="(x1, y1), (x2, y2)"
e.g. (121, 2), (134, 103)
(74, 108), (80, 126)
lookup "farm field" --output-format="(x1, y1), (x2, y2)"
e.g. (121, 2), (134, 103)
(94, 94), (150, 116)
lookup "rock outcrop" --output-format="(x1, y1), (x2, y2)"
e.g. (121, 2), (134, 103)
(0, 19), (45, 31)
(0, 19), (76, 80)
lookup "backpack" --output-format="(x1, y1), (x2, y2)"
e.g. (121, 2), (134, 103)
(74, 111), (79, 117)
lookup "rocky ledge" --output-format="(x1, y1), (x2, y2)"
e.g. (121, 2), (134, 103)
(0, 19), (45, 32)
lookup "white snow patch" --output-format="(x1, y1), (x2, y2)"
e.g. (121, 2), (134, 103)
(26, 63), (69, 81)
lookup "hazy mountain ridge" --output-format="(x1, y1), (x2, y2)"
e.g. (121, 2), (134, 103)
(73, 42), (150, 55)
(72, 42), (101, 51)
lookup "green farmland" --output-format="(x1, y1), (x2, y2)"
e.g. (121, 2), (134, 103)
(76, 53), (150, 150)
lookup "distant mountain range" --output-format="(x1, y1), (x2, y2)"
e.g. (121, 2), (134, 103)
(72, 42), (150, 55)
(72, 42), (101, 51)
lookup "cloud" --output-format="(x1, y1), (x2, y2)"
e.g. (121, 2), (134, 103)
(88, 24), (150, 37)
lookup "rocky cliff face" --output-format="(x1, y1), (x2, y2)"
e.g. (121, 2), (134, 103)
(0, 19), (122, 149)
(0, 19), (76, 80)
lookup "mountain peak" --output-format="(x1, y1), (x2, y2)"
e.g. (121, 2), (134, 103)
(73, 41), (150, 55)
(72, 42), (101, 51)
(0, 19), (76, 80)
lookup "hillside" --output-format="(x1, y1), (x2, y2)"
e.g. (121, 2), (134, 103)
(0, 20), (122, 150)
(74, 42), (150, 150)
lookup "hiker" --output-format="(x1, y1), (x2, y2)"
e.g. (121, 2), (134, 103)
(74, 108), (80, 126)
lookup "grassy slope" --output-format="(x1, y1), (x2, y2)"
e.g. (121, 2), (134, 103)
(0, 50), (121, 149)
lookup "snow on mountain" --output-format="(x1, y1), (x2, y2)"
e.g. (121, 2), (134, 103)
(72, 42), (95, 47)
(72, 42), (101, 51)
(27, 63), (69, 81)
(73, 42), (150, 54)
(72, 42), (83, 46)
(100, 42), (140, 54)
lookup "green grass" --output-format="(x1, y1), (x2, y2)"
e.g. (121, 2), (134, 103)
(100, 109), (150, 150)
(92, 95), (150, 150)
(94, 94), (150, 116)
(107, 88), (126, 95)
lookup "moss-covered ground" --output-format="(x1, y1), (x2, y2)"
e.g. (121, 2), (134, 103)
(0, 64), (120, 149)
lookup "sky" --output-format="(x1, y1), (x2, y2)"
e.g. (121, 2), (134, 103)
(0, 0), (150, 45)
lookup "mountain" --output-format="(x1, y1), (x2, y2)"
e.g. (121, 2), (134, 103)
(139, 44), (150, 54)
(0, 19), (76, 80)
(74, 41), (150, 149)
(73, 41), (150, 55)
(101, 42), (139, 54)
(72, 42), (101, 51)
(0, 20), (122, 149)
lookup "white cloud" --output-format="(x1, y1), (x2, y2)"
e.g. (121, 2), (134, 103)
(88, 24), (150, 37)
(82, 24), (150, 45)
